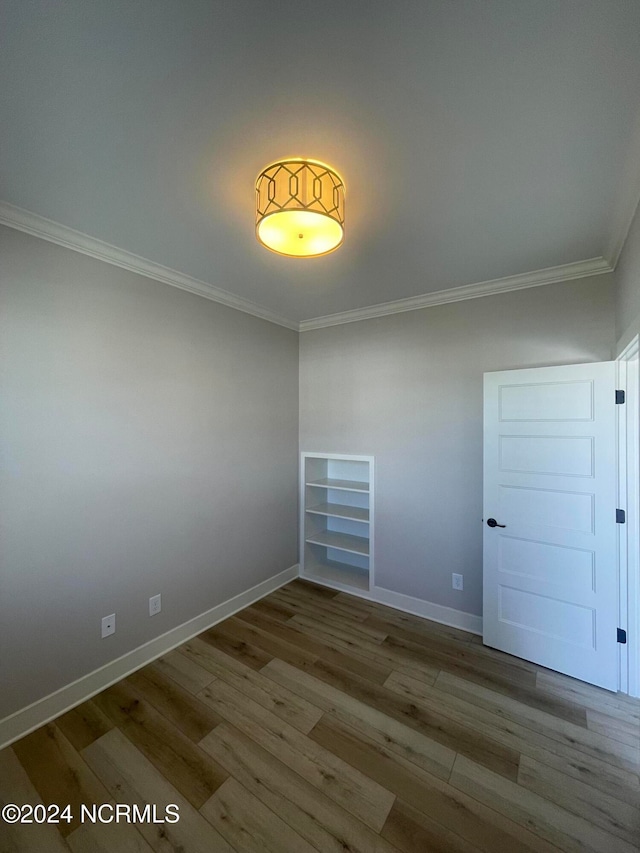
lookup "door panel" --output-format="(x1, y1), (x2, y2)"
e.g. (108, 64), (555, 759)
(497, 537), (594, 590)
(497, 485), (594, 533)
(498, 380), (594, 421)
(483, 362), (618, 691)
(498, 586), (595, 647)
(499, 435), (594, 477)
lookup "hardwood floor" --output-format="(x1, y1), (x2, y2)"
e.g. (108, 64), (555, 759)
(1, 579), (638, 852)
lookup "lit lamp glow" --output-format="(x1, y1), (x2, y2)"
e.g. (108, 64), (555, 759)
(256, 159), (345, 257)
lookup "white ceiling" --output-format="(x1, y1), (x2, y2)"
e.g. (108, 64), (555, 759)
(1, 0), (640, 326)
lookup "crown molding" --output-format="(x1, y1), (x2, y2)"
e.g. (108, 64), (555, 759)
(607, 190), (640, 271)
(0, 201), (298, 331)
(298, 256), (613, 332)
(605, 116), (640, 269)
(0, 201), (615, 334)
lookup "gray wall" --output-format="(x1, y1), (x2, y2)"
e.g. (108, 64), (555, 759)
(300, 275), (615, 618)
(0, 226), (299, 719)
(615, 202), (640, 351)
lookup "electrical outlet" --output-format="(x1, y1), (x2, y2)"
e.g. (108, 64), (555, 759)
(149, 594), (161, 617)
(101, 613), (116, 638)
(452, 573), (464, 591)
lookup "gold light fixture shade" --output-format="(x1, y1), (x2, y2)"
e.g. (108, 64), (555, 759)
(256, 159), (345, 257)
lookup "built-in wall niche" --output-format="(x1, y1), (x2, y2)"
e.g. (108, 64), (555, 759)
(300, 453), (374, 593)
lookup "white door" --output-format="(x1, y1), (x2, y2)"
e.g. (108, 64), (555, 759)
(483, 362), (619, 691)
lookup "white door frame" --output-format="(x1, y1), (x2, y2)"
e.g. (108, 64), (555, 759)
(617, 335), (640, 697)
(483, 363), (619, 690)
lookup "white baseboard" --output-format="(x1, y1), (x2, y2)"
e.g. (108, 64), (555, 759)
(370, 585), (483, 634)
(299, 572), (482, 635)
(0, 564), (299, 750)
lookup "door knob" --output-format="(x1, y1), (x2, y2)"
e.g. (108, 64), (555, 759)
(487, 518), (506, 528)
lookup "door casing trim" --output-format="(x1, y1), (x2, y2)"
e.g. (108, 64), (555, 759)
(617, 335), (639, 697)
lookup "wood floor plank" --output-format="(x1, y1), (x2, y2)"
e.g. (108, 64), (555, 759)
(67, 817), (154, 853)
(246, 598), (389, 644)
(262, 657), (456, 780)
(0, 747), (72, 852)
(247, 597), (299, 621)
(517, 755), (640, 846)
(235, 605), (394, 684)
(272, 586), (371, 623)
(274, 583), (350, 608)
(383, 631), (547, 695)
(368, 615), (540, 681)
(309, 713), (557, 853)
(383, 666), (640, 806)
(55, 700), (115, 752)
(288, 612), (441, 684)
(586, 708), (640, 747)
(279, 654), (520, 781)
(289, 578), (342, 599)
(203, 617), (318, 670)
(450, 754), (639, 853)
(11, 725), (112, 838)
(381, 799), (483, 853)
(522, 741), (640, 809)
(365, 606), (516, 649)
(195, 626), (273, 671)
(292, 607), (389, 644)
(126, 666), (223, 742)
(91, 681), (227, 809)
(200, 723), (401, 853)
(341, 595), (486, 648)
(434, 670), (639, 772)
(177, 637), (322, 733)
(359, 604), (482, 645)
(333, 590), (386, 612)
(200, 776), (317, 853)
(82, 728), (234, 853)
(151, 649), (216, 695)
(4, 582), (638, 853)
(537, 670), (640, 719)
(288, 612), (390, 649)
(197, 678), (395, 831)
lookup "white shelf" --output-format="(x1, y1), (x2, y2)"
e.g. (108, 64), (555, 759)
(305, 530), (370, 556)
(301, 453), (374, 595)
(306, 502), (369, 523)
(306, 477), (369, 493)
(303, 560), (370, 592)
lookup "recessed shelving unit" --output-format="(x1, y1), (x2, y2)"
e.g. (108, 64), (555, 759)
(306, 503), (370, 523)
(305, 477), (369, 492)
(301, 453), (374, 593)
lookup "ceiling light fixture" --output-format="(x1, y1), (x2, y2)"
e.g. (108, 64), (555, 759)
(255, 158), (345, 257)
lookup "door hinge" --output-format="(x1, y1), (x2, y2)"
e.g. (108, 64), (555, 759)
(617, 628), (627, 644)
(616, 509), (626, 524)
(616, 390), (625, 404)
